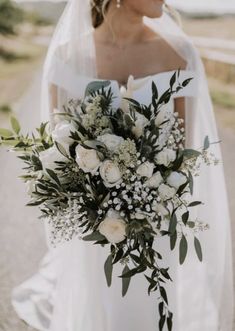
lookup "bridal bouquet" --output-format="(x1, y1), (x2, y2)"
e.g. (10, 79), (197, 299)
(0, 71), (217, 330)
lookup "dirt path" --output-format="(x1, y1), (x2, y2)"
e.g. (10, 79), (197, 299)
(0, 71), (234, 331)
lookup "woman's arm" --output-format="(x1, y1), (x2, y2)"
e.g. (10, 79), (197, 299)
(174, 97), (185, 129)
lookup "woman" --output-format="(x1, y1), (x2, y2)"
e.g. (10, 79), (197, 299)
(12, 1), (234, 330)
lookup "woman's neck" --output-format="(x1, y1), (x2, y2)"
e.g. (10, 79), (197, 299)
(95, 1), (146, 48)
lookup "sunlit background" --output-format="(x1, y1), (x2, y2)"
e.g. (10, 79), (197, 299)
(0, 1), (234, 330)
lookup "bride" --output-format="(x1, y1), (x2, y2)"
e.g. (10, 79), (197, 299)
(12, 0), (234, 330)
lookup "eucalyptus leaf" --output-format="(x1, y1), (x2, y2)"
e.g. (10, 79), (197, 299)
(170, 231), (177, 251)
(159, 315), (166, 331)
(55, 142), (69, 158)
(182, 211), (189, 225)
(194, 237), (203, 262)
(179, 235), (188, 265)
(122, 265), (131, 297)
(104, 254), (113, 287)
(167, 313), (173, 331)
(85, 80), (111, 97)
(160, 286), (168, 304)
(169, 213), (177, 235)
(83, 231), (106, 242)
(170, 72), (176, 89)
(183, 149), (201, 160)
(188, 201), (202, 207)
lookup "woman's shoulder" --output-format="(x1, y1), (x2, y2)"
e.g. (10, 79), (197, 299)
(148, 36), (188, 71)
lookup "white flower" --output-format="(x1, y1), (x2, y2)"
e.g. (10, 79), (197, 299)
(158, 184), (176, 201)
(136, 161), (154, 178)
(145, 171), (163, 188)
(155, 149), (176, 167)
(100, 160), (122, 187)
(167, 172), (187, 190)
(51, 121), (76, 152)
(152, 201), (169, 216)
(132, 112), (149, 138)
(98, 210), (126, 243)
(97, 134), (124, 153)
(75, 145), (101, 174)
(39, 146), (68, 172)
(26, 180), (35, 196)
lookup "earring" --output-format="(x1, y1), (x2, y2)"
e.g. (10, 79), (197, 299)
(116, 0), (121, 8)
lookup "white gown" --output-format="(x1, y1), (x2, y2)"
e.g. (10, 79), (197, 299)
(12, 70), (232, 331)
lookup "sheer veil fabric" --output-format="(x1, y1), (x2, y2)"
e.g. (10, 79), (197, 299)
(35, 0), (234, 330)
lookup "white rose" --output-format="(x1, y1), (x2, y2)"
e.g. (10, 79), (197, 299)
(145, 171), (163, 188)
(98, 210), (126, 244)
(152, 201), (169, 216)
(158, 184), (176, 201)
(132, 112), (149, 138)
(100, 160), (122, 187)
(51, 121), (76, 152)
(155, 149), (176, 167)
(136, 161), (154, 178)
(97, 134), (124, 153)
(39, 146), (68, 172)
(26, 180), (35, 196)
(167, 172), (187, 190)
(75, 145), (101, 174)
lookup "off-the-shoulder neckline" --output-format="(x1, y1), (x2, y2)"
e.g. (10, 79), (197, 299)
(94, 69), (195, 88)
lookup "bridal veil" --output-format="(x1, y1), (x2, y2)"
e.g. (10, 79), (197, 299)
(39, 0), (234, 329)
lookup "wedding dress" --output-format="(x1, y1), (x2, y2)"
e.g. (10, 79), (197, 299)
(12, 1), (234, 330)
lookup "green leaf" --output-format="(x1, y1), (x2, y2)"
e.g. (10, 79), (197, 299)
(159, 315), (166, 331)
(122, 265), (131, 297)
(183, 149), (201, 160)
(170, 231), (177, 251)
(179, 234), (188, 265)
(194, 237), (203, 262)
(167, 313), (173, 331)
(169, 213), (177, 235)
(188, 171), (194, 195)
(158, 302), (164, 316)
(46, 168), (61, 187)
(182, 211), (189, 225)
(182, 78), (193, 87)
(0, 128), (14, 138)
(188, 201), (202, 207)
(10, 116), (21, 134)
(152, 81), (158, 99)
(83, 231), (105, 242)
(104, 254), (113, 287)
(204, 136), (210, 150)
(170, 71), (177, 89)
(160, 286), (168, 304)
(55, 142), (69, 158)
(85, 80), (111, 97)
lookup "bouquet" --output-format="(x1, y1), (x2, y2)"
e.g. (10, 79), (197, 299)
(0, 71), (218, 330)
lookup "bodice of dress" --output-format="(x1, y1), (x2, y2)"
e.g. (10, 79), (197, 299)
(48, 56), (197, 113)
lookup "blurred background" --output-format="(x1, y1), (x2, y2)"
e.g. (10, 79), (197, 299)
(0, 0), (234, 330)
